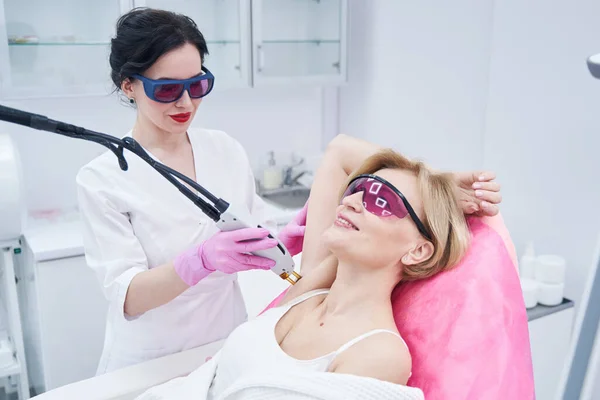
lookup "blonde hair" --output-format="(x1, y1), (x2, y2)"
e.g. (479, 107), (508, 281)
(343, 149), (470, 281)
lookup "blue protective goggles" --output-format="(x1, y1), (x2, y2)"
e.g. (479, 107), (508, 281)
(132, 66), (215, 103)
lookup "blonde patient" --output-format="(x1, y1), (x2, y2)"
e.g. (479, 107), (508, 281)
(205, 134), (500, 397)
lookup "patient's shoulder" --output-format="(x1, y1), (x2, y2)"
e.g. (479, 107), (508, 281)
(331, 331), (412, 386)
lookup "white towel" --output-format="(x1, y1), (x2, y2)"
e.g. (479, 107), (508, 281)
(217, 370), (425, 400)
(134, 353), (221, 400)
(135, 351), (424, 400)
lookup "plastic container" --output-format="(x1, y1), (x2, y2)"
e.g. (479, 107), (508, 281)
(535, 255), (567, 284)
(537, 282), (564, 306)
(520, 278), (539, 309)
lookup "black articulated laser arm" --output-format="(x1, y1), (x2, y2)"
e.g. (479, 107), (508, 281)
(0, 105), (301, 284)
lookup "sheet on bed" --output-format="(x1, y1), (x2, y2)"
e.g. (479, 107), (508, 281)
(134, 350), (424, 400)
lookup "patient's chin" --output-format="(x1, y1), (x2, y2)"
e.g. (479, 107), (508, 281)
(322, 227), (346, 250)
(322, 227), (357, 259)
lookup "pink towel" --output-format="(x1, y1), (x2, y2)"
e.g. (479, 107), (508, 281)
(260, 215), (534, 399)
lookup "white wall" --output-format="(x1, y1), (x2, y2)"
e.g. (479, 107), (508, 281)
(340, 0), (600, 309)
(483, 0), (600, 307)
(340, 0), (494, 171)
(2, 86), (324, 213)
(483, 2), (600, 398)
(340, 3), (600, 395)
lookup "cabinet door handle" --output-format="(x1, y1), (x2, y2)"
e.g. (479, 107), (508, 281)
(257, 44), (265, 73)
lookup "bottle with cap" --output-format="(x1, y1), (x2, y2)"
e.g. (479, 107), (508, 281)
(520, 242), (536, 279)
(262, 151), (282, 191)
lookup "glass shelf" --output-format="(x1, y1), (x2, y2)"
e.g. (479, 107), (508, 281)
(8, 41), (109, 46)
(7, 40), (241, 47)
(258, 41), (341, 78)
(7, 39), (338, 47)
(263, 40), (340, 45)
(206, 40), (241, 46)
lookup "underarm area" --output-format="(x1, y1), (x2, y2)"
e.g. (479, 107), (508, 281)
(281, 255), (339, 304)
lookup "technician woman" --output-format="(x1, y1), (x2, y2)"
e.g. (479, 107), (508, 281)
(76, 8), (307, 374)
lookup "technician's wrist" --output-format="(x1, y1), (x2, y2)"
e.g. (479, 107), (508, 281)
(173, 243), (214, 286)
(198, 242), (216, 272)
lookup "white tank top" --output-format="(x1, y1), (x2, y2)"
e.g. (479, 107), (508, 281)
(208, 289), (408, 398)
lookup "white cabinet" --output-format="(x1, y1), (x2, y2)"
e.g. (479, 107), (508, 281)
(528, 304), (575, 400)
(0, 0), (130, 99)
(16, 233), (108, 395)
(251, 0), (347, 86)
(0, 0), (348, 99)
(135, 0), (252, 90)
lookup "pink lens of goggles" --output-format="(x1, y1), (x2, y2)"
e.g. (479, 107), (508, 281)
(154, 79), (210, 102)
(342, 176), (409, 219)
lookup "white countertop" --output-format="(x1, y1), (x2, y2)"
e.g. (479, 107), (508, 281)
(22, 201), (300, 262)
(23, 211), (85, 262)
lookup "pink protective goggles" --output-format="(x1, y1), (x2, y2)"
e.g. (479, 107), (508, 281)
(342, 174), (432, 240)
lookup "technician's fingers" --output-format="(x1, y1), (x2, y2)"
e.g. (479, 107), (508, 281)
(238, 238), (279, 253)
(228, 227), (271, 242)
(231, 252), (275, 270)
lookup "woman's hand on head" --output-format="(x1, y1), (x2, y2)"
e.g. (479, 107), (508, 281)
(454, 171), (502, 217)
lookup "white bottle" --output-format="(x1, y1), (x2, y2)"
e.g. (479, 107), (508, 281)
(520, 242), (536, 279)
(262, 151), (282, 191)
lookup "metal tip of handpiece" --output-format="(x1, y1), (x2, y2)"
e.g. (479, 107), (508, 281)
(281, 271), (303, 285)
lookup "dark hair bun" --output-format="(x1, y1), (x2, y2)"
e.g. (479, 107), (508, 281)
(109, 7), (209, 90)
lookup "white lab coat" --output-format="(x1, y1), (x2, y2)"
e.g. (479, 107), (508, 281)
(76, 127), (272, 375)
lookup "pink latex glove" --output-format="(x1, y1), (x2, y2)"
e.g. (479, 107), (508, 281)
(277, 201), (308, 257)
(174, 228), (278, 286)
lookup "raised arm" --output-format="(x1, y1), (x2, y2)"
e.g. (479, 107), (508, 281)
(280, 135), (385, 303)
(300, 134), (385, 274)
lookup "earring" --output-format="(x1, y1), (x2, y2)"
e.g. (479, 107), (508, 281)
(129, 98), (135, 104)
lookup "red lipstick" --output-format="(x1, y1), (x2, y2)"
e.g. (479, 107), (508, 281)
(170, 112), (191, 123)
